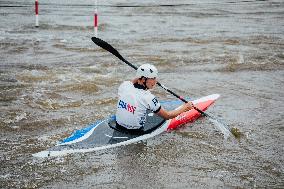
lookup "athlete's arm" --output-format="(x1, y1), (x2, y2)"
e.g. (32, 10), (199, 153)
(156, 102), (194, 120)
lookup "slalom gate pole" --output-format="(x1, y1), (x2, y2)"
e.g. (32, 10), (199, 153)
(35, 0), (39, 27)
(94, 0), (98, 37)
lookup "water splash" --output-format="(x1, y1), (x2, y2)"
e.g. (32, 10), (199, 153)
(208, 117), (233, 140)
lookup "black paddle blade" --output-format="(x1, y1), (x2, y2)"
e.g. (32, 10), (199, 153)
(91, 37), (120, 58)
(91, 37), (137, 70)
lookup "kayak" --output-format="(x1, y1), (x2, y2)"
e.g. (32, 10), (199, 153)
(33, 94), (220, 158)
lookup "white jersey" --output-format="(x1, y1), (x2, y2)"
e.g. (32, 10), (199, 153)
(116, 81), (161, 129)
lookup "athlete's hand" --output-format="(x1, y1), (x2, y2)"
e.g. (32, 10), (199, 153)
(186, 101), (194, 111)
(181, 101), (194, 112)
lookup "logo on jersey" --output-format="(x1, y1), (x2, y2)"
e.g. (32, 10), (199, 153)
(152, 97), (159, 106)
(118, 100), (136, 114)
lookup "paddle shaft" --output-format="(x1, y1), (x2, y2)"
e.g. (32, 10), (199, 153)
(156, 82), (207, 116)
(91, 37), (209, 116)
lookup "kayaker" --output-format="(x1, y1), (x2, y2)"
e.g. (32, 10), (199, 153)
(115, 64), (194, 133)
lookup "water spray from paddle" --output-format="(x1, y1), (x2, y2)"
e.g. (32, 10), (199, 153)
(208, 117), (233, 139)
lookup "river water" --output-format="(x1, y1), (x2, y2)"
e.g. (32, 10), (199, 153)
(0, 0), (283, 188)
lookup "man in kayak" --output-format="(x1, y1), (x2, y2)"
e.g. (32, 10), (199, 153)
(115, 64), (194, 133)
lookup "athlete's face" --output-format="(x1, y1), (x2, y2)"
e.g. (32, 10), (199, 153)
(146, 77), (157, 89)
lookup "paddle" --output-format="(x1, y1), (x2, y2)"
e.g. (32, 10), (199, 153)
(91, 37), (234, 138)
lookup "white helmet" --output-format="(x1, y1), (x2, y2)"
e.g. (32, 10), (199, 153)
(136, 64), (158, 78)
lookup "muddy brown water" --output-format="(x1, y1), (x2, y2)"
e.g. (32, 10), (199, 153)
(0, 0), (283, 188)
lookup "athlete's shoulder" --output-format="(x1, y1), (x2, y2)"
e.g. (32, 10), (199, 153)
(142, 90), (157, 101)
(121, 80), (132, 85)
(145, 90), (155, 96)
(119, 80), (133, 88)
